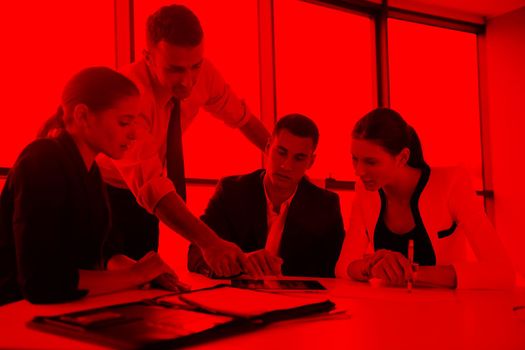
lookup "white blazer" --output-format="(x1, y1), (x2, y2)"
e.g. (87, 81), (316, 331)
(336, 167), (515, 289)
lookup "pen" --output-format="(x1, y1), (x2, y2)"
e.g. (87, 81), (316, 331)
(407, 239), (414, 292)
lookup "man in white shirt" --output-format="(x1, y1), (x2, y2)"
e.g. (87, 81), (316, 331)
(99, 4), (269, 277)
(188, 114), (345, 277)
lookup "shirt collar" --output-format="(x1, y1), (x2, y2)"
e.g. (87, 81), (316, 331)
(262, 170), (299, 215)
(143, 60), (173, 109)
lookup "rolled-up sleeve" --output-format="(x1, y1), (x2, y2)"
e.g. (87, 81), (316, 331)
(111, 154), (176, 214)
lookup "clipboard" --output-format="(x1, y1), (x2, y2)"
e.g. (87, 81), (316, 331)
(29, 285), (335, 349)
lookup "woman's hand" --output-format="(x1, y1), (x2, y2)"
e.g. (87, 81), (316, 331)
(132, 251), (178, 285)
(368, 249), (413, 287)
(151, 273), (191, 292)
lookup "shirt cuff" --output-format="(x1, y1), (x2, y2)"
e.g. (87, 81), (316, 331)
(137, 176), (177, 214)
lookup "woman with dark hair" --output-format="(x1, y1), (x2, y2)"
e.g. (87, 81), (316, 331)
(0, 67), (182, 306)
(336, 107), (514, 289)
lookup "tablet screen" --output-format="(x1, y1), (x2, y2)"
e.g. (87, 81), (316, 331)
(231, 279), (326, 291)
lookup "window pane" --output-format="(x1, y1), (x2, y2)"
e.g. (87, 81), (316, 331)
(388, 19), (483, 189)
(274, 0), (376, 181)
(0, 1), (115, 167)
(134, 0), (261, 179)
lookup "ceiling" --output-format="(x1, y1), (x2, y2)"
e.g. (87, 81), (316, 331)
(391, 0), (525, 19)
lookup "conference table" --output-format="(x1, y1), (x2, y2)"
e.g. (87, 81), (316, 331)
(1, 273), (525, 349)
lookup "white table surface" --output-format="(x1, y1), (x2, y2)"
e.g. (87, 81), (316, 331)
(1, 273), (524, 350)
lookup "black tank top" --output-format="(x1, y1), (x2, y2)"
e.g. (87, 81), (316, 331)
(373, 166), (436, 266)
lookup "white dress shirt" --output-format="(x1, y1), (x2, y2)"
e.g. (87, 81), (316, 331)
(263, 175), (298, 256)
(96, 59), (252, 213)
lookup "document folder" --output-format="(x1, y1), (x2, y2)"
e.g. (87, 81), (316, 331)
(30, 285), (335, 349)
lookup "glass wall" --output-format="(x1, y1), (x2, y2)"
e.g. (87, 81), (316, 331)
(0, 1), (115, 167)
(274, 0), (377, 182)
(388, 19), (483, 189)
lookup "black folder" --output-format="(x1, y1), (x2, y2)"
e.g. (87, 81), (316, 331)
(29, 285), (335, 349)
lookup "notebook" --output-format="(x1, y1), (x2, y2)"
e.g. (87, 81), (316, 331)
(30, 285), (335, 349)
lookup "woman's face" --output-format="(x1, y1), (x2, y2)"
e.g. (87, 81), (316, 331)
(85, 95), (141, 160)
(351, 138), (405, 191)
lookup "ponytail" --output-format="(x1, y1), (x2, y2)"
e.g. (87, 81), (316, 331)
(36, 66), (139, 139)
(353, 107), (428, 170)
(37, 106), (65, 138)
(406, 125), (427, 169)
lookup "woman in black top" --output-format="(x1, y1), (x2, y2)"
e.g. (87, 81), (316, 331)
(0, 67), (181, 305)
(337, 108), (513, 289)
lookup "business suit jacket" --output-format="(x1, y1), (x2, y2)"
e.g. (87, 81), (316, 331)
(0, 131), (110, 305)
(188, 170), (345, 277)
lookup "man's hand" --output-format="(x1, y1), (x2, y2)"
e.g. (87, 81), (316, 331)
(246, 249), (283, 277)
(151, 273), (191, 292)
(200, 239), (258, 278)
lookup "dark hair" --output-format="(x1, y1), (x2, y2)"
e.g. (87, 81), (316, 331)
(273, 113), (320, 150)
(352, 107), (427, 169)
(38, 67), (139, 138)
(146, 5), (203, 48)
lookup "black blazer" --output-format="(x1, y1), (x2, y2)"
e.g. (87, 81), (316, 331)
(188, 170), (345, 277)
(0, 132), (109, 305)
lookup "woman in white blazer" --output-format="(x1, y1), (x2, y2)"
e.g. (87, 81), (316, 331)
(335, 108), (514, 289)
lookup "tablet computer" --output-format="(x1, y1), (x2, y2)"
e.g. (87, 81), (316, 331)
(231, 279), (326, 291)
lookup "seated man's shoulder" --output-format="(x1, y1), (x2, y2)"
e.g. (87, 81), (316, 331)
(215, 170), (265, 197)
(301, 178), (340, 204)
(219, 170), (264, 188)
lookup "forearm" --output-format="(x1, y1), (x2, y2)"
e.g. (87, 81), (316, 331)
(239, 115), (270, 151)
(78, 268), (141, 296)
(154, 191), (222, 248)
(414, 265), (457, 289)
(107, 254), (136, 270)
(347, 259), (371, 282)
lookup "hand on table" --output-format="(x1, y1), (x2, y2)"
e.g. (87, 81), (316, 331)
(245, 249), (283, 277)
(151, 273), (191, 292)
(131, 251), (187, 291)
(200, 239), (258, 278)
(368, 249), (413, 287)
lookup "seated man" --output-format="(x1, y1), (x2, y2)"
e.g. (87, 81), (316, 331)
(188, 114), (345, 277)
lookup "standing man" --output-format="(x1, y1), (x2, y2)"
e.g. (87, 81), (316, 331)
(98, 4), (269, 277)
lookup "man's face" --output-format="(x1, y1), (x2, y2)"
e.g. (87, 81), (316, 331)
(145, 40), (204, 99)
(265, 129), (316, 192)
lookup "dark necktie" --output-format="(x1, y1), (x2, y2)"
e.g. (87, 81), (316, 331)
(166, 98), (187, 202)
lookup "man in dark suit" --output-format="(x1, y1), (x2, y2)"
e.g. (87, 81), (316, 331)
(188, 114), (345, 277)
